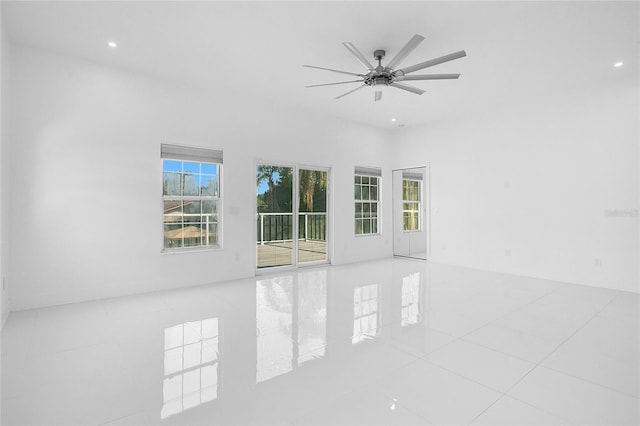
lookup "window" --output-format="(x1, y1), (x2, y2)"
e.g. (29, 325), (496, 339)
(402, 178), (421, 231)
(354, 167), (381, 235)
(162, 144), (222, 250)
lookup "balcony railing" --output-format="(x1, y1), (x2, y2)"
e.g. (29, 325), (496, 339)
(257, 212), (326, 245)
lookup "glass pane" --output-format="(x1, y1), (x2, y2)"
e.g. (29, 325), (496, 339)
(363, 219), (371, 234)
(164, 200), (182, 220)
(201, 175), (217, 196)
(164, 223), (183, 249)
(362, 176), (370, 185)
(355, 203), (362, 216)
(362, 186), (370, 200)
(201, 163), (217, 175)
(403, 180), (419, 201)
(164, 173), (182, 196)
(207, 231), (218, 246)
(183, 173), (199, 196)
(257, 164), (294, 268)
(184, 201), (201, 222)
(371, 220), (378, 234)
(183, 226), (202, 247)
(370, 186), (378, 200)
(354, 185), (362, 200)
(202, 200), (216, 215)
(355, 219), (363, 234)
(163, 160), (182, 173)
(183, 161), (200, 174)
(299, 169), (328, 264)
(355, 175), (361, 184)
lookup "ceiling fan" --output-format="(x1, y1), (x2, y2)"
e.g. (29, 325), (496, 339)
(304, 34), (466, 101)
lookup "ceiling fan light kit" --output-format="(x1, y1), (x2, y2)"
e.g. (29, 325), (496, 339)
(304, 34), (466, 102)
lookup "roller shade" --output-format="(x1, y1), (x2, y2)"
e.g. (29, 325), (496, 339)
(354, 166), (382, 177)
(161, 143), (223, 164)
(402, 172), (423, 180)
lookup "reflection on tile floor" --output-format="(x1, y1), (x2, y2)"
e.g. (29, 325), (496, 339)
(2, 258), (638, 425)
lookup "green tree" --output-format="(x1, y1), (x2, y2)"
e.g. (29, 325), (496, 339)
(299, 170), (327, 212)
(256, 166), (295, 213)
(256, 165), (282, 213)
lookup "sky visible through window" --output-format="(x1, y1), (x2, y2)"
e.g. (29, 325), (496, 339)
(256, 170), (280, 195)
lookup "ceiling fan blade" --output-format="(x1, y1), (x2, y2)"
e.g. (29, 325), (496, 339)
(395, 73), (461, 81)
(374, 91), (383, 102)
(396, 50), (467, 76)
(343, 42), (374, 70)
(386, 34), (425, 69)
(335, 84), (367, 99)
(390, 82), (425, 95)
(305, 80), (364, 88)
(303, 65), (364, 77)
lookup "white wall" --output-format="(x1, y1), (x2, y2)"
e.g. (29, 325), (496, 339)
(0, 8), (9, 327)
(392, 77), (639, 292)
(7, 44), (394, 310)
(8, 41), (637, 312)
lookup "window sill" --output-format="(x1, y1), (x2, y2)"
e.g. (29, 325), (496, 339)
(161, 246), (222, 255)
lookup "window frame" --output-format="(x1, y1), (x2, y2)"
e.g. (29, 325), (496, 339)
(161, 144), (223, 253)
(354, 168), (381, 237)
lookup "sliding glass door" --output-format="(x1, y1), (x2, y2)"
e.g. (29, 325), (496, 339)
(256, 164), (328, 270)
(256, 165), (295, 268)
(297, 168), (328, 265)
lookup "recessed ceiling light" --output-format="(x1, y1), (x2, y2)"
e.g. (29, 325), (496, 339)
(108, 41), (118, 48)
(391, 118), (397, 122)
(614, 61), (623, 67)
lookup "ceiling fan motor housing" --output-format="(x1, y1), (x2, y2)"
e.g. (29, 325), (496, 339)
(364, 74), (394, 88)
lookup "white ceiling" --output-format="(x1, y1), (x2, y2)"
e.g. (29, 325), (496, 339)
(2, 1), (638, 129)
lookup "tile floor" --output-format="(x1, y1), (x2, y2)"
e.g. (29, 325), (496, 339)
(1, 258), (638, 425)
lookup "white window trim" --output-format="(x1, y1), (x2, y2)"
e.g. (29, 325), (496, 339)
(354, 167), (382, 237)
